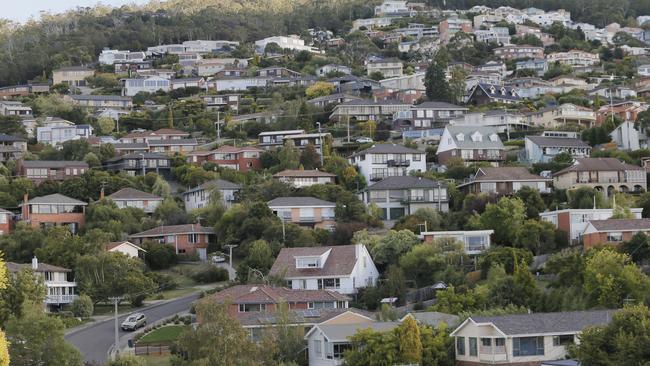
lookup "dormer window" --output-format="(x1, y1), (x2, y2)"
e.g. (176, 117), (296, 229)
(296, 257), (321, 268)
(511, 89), (516, 97)
(500, 87), (506, 95)
(489, 86), (496, 94)
(489, 133), (498, 142)
(456, 133), (465, 141)
(471, 132), (482, 142)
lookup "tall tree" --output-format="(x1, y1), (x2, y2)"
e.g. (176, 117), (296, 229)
(397, 316), (422, 365)
(424, 61), (452, 102)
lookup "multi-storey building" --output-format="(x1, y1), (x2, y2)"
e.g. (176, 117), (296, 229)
(268, 197), (337, 230)
(553, 158), (647, 196)
(20, 193), (87, 234)
(18, 160), (89, 184)
(494, 45), (544, 60)
(393, 101), (468, 130)
(182, 179), (242, 211)
(129, 224), (214, 260)
(525, 132), (592, 163)
(186, 146), (262, 171)
(457, 167), (552, 195)
(540, 207), (643, 243)
(7, 258), (77, 311)
(52, 66), (94, 87)
(349, 144), (426, 183)
(437, 126), (505, 166)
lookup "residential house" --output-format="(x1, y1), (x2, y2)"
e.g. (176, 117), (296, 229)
(515, 24), (555, 46)
(18, 160), (89, 184)
(6, 258), (77, 310)
(457, 167), (552, 196)
(494, 45), (544, 60)
(352, 17), (394, 31)
(98, 49), (146, 65)
(129, 224), (214, 259)
(196, 58), (247, 76)
(306, 322), (399, 365)
(525, 132), (592, 163)
(258, 130), (306, 149)
(148, 138), (198, 155)
(106, 188), (163, 214)
(106, 241), (146, 259)
(589, 86), (637, 100)
(540, 207), (643, 243)
(421, 230), (494, 255)
(596, 101), (648, 125)
(393, 101), (468, 130)
(546, 50), (600, 67)
(524, 103), (596, 128)
(258, 67), (301, 78)
(284, 133), (331, 154)
(451, 310), (616, 366)
(349, 144), (426, 183)
(20, 193), (87, 233)
(269, 244), (379, 295)
(610, 120), (648, 151)
(113, 60), (153, 73)
(0, 208), (12, 235)
(268, 197), (337, 230)
(439, 17), (473, 42)
(182, 179), (242, 211)
(122, 76), (171, 96)
(328, 75), (381, 94)
(366, 58), (403, 78)
(449, 110), (527, 133)
(400, 312), (461, 328)
(255, 35), (319, 54)
(201, 94), (240, 112)
(0, 84), (49, 98)
(317, 64), (352, 77)
(516, 59), (548, 76)
(375, 0), (410, 16)
(379, 72), (425, 91)
(273, 169), (336, 188)
(474, 27), (511, 44)
(186, 146), (262, 171)
(67, 95), (133, 110)
(105, 153), (171, 178)
(307, 93), (362, 108)
(362, 176), (449, 221)
(553, 158), (647, 196)
(0, 134), (27, 162)
(467, 83), (522, 105)
(119, 128), (190, 143)
(37, 122), (93, 146)
(638, 64), (650, 77)
(52, 66), (94, 87)
(476, 61), (508, 78)
(0, 101), (33, 117)
(171, 77), (205, 90)
(330, 99), (411, 122)
(437, 126), (505, 166)
(583, 218), (650, 249)
(213, 76), (269, 91)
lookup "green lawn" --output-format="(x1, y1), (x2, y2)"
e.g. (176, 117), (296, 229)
(138, 325), (189, 345)
(139, 355), (171, 366)
(146, 263), (228, 301)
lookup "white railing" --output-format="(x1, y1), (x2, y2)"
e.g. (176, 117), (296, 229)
(45, 294), (78, 304)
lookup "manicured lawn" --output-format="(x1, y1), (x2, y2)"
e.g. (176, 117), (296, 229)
(140, 355), (171, 366)
(138, 325), (189, 345)
(146, 263), (228, 301)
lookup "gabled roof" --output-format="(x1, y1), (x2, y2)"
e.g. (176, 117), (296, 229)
(526, 135), (591, 148)
(106, 240), (146, 252)
(211, 285), (350, 305)
(351, 143), (421, 157)
(554, 158), (644, 176)
(273, 169), (336, 178)
(238, 307), (373, 327)
(367, 176), (445, 190)
(26, 193), (86, 206)
(586, 218), (650, 232)
(413, 101), (468, 110)
(148, 138), (198, 146)
(107, 188), (163, 201)
(182, 179), (242, 195)
(454, 310), (616, 336)
(470, 167), (551, 182)
(472, 83), (522, 101)
(269, 245), (361, 278)
(309, 322), (399, 342)
(444, 126), (504, 149)
(129, 224), (214, 238)
(267, 197), (336, 208)
(337, 99), (410, 107)
(6, 261), (71, 273)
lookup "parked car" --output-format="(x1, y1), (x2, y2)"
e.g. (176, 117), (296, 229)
(121, 313), (147, 331)
(356, 137), (373, 143)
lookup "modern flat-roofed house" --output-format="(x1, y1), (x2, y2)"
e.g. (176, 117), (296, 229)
(273, 169), (336, 188)
(106, 188), (163, 214)
(437, 126), (505, 166)
(539, 208), (643, 243)
(421, 230), (494, 255)
(524, 103), (596, 129)
(201, 94), (240, 112)
(268, 197), (336, 230)
(451, 310), (615, 366)
(148, 137), (198, 155)
(269, 244), (379, 295)
(546, 50), (600, 67)
(122, 76), (171, 96)
(553, 158), (647, 197)
(182, 179), (242, 211)
(20, 194), (87, 234)
(525, 133), (592, 163)
(362, 176), (449, 221)
(129, 224), (214, 260)
(67, 94), (133, 110)
(457, 167), (552, 195)
(37, 122), (93, 146)
(0, 133), (27, 162)
(366, 58), (403, 78)
(7, 257), (77, 311)
(493, 45), (544, 60)
(349, 144), (426, 183)
(52, 66), (94, 87)
(18, 160), (89, 184)
(393, 101), (469, 130)
(330, 99), (411, 122)
(105, 153), (171, 178)
(582, 218), (650, 250)
(258, 130), (305, 150)
(307, 93), (362, 108)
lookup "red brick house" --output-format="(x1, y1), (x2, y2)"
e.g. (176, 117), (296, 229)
(186, 145), (262, 171)
(582, 218), (650, 250)
(18, 160), (89, 185)
(129, 224), (214, 260)
(20, 193), (87, 234)
(0, 208), (13, 235)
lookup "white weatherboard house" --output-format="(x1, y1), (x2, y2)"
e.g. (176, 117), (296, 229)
(451, 310), (615, 365)
(7, 257), (77, 311)
(349, 144), (426, 184)
(269, 244), (379, 295)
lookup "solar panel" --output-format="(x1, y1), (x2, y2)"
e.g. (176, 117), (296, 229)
(301, 310), (321, 318)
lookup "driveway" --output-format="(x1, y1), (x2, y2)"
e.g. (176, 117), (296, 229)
(65, 293), (200, 364)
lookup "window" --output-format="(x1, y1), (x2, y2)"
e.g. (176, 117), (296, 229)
(188, 233), (199, 244)
(513, 336), (545, 357)
(553, 335), (574, 346)
(238, 303), (266, 312)
(607, 232), (623, 242)
(296, 257), (320, 268)
(481, 338), (491, 347)
(412, 154), (421, 161)
(332, 344), (350, 359)
(469, 337), (477, 356)
(456, 337), (465, 355)
(318, 278), (340, 289)
(495, 338), (505, 347)
(314, 340), (322, 357)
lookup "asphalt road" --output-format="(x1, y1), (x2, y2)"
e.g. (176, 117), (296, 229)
(66, 293), (200, 365)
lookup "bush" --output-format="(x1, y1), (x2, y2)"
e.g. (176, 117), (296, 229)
(71, 294), (94, 318)
(190, 265), (229, 283)
(142, 241), (178, 270)
(148, 272), (179, 292)
(106, 355), (146, 366)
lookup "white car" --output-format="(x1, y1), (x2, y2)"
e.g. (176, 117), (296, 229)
(121, 313), (147, 331)
(211, 255), (226, 263)
(356, 137), (373, 143)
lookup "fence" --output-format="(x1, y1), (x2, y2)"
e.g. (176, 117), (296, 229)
(134, 343), (171, 356)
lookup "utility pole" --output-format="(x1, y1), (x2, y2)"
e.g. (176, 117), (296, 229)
(346, 115), (350, 143)
(225, 244), (238, 272)
(139, 153), (146, 176)
(108, 296), (123, 361)
(316, 122), (324, 167)
(609, 74), (615, 126)
(215, 111), (223, 144)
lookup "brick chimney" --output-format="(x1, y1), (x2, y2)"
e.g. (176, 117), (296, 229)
(31, 256), (38, 271)
(22, 193), (29, 221)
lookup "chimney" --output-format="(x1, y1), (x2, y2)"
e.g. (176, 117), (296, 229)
(22, 193), (29, 221)
(100, 186), (105, 200)
(31, 256), (38, 271)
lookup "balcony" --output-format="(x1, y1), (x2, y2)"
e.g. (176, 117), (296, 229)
(45, 294), (78, 304)
(370, 174), (387, 182)
(387, 159), (410, 167)
(299, 216), (316, 223)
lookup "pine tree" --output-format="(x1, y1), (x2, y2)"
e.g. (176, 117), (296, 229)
(425, 61), (452, 102)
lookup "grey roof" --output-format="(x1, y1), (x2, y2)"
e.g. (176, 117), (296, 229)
(554, 158), (644, 176)
(445, 126), (504, 149)
(0, 133), (25, 142)
(6, 261), (71, 273)
(403, 312), (460, 328)
(148, 138), (198, 146)
(470, 310), (616, 335)
(413, 101), (468, 110)
(183, 179), (242, 195)
(352, 143), (422, 157)
(130, 224), (214, 237)
(267, 197), (336, 207)
(338, 99), (410, 106)
(472, 83), (522, 101)
(588, 218), (650, 232)
(111, 143), (149, 150)
(368, 176), (445, 190)
(70, 95), (131, 102)
(21, 160), (89, 168)
(307, 93), (361, 103)
(27, 193), (87, 206)
(107, 188), (163, 201)
(526, 135), (590, 148)
(109, 153), (169, 161)
(317, 322), (400, 342)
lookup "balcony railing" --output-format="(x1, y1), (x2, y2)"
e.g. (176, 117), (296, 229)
(401, 196), (447, 204)
(370, 174), (387, 181)
(299, 216), (316, 222)
(387, 159), (410, 167)
(45, 294), (78, 304)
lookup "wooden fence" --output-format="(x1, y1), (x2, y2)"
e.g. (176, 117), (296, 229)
(134, 343), (171, 356)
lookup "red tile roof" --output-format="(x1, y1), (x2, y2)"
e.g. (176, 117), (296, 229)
(269, 245), (359, 278)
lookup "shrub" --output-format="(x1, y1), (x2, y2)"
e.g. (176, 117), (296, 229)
(190, 265), (229, 283)
(71, 294), (94, 318)
(141, 241), (178, 270)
